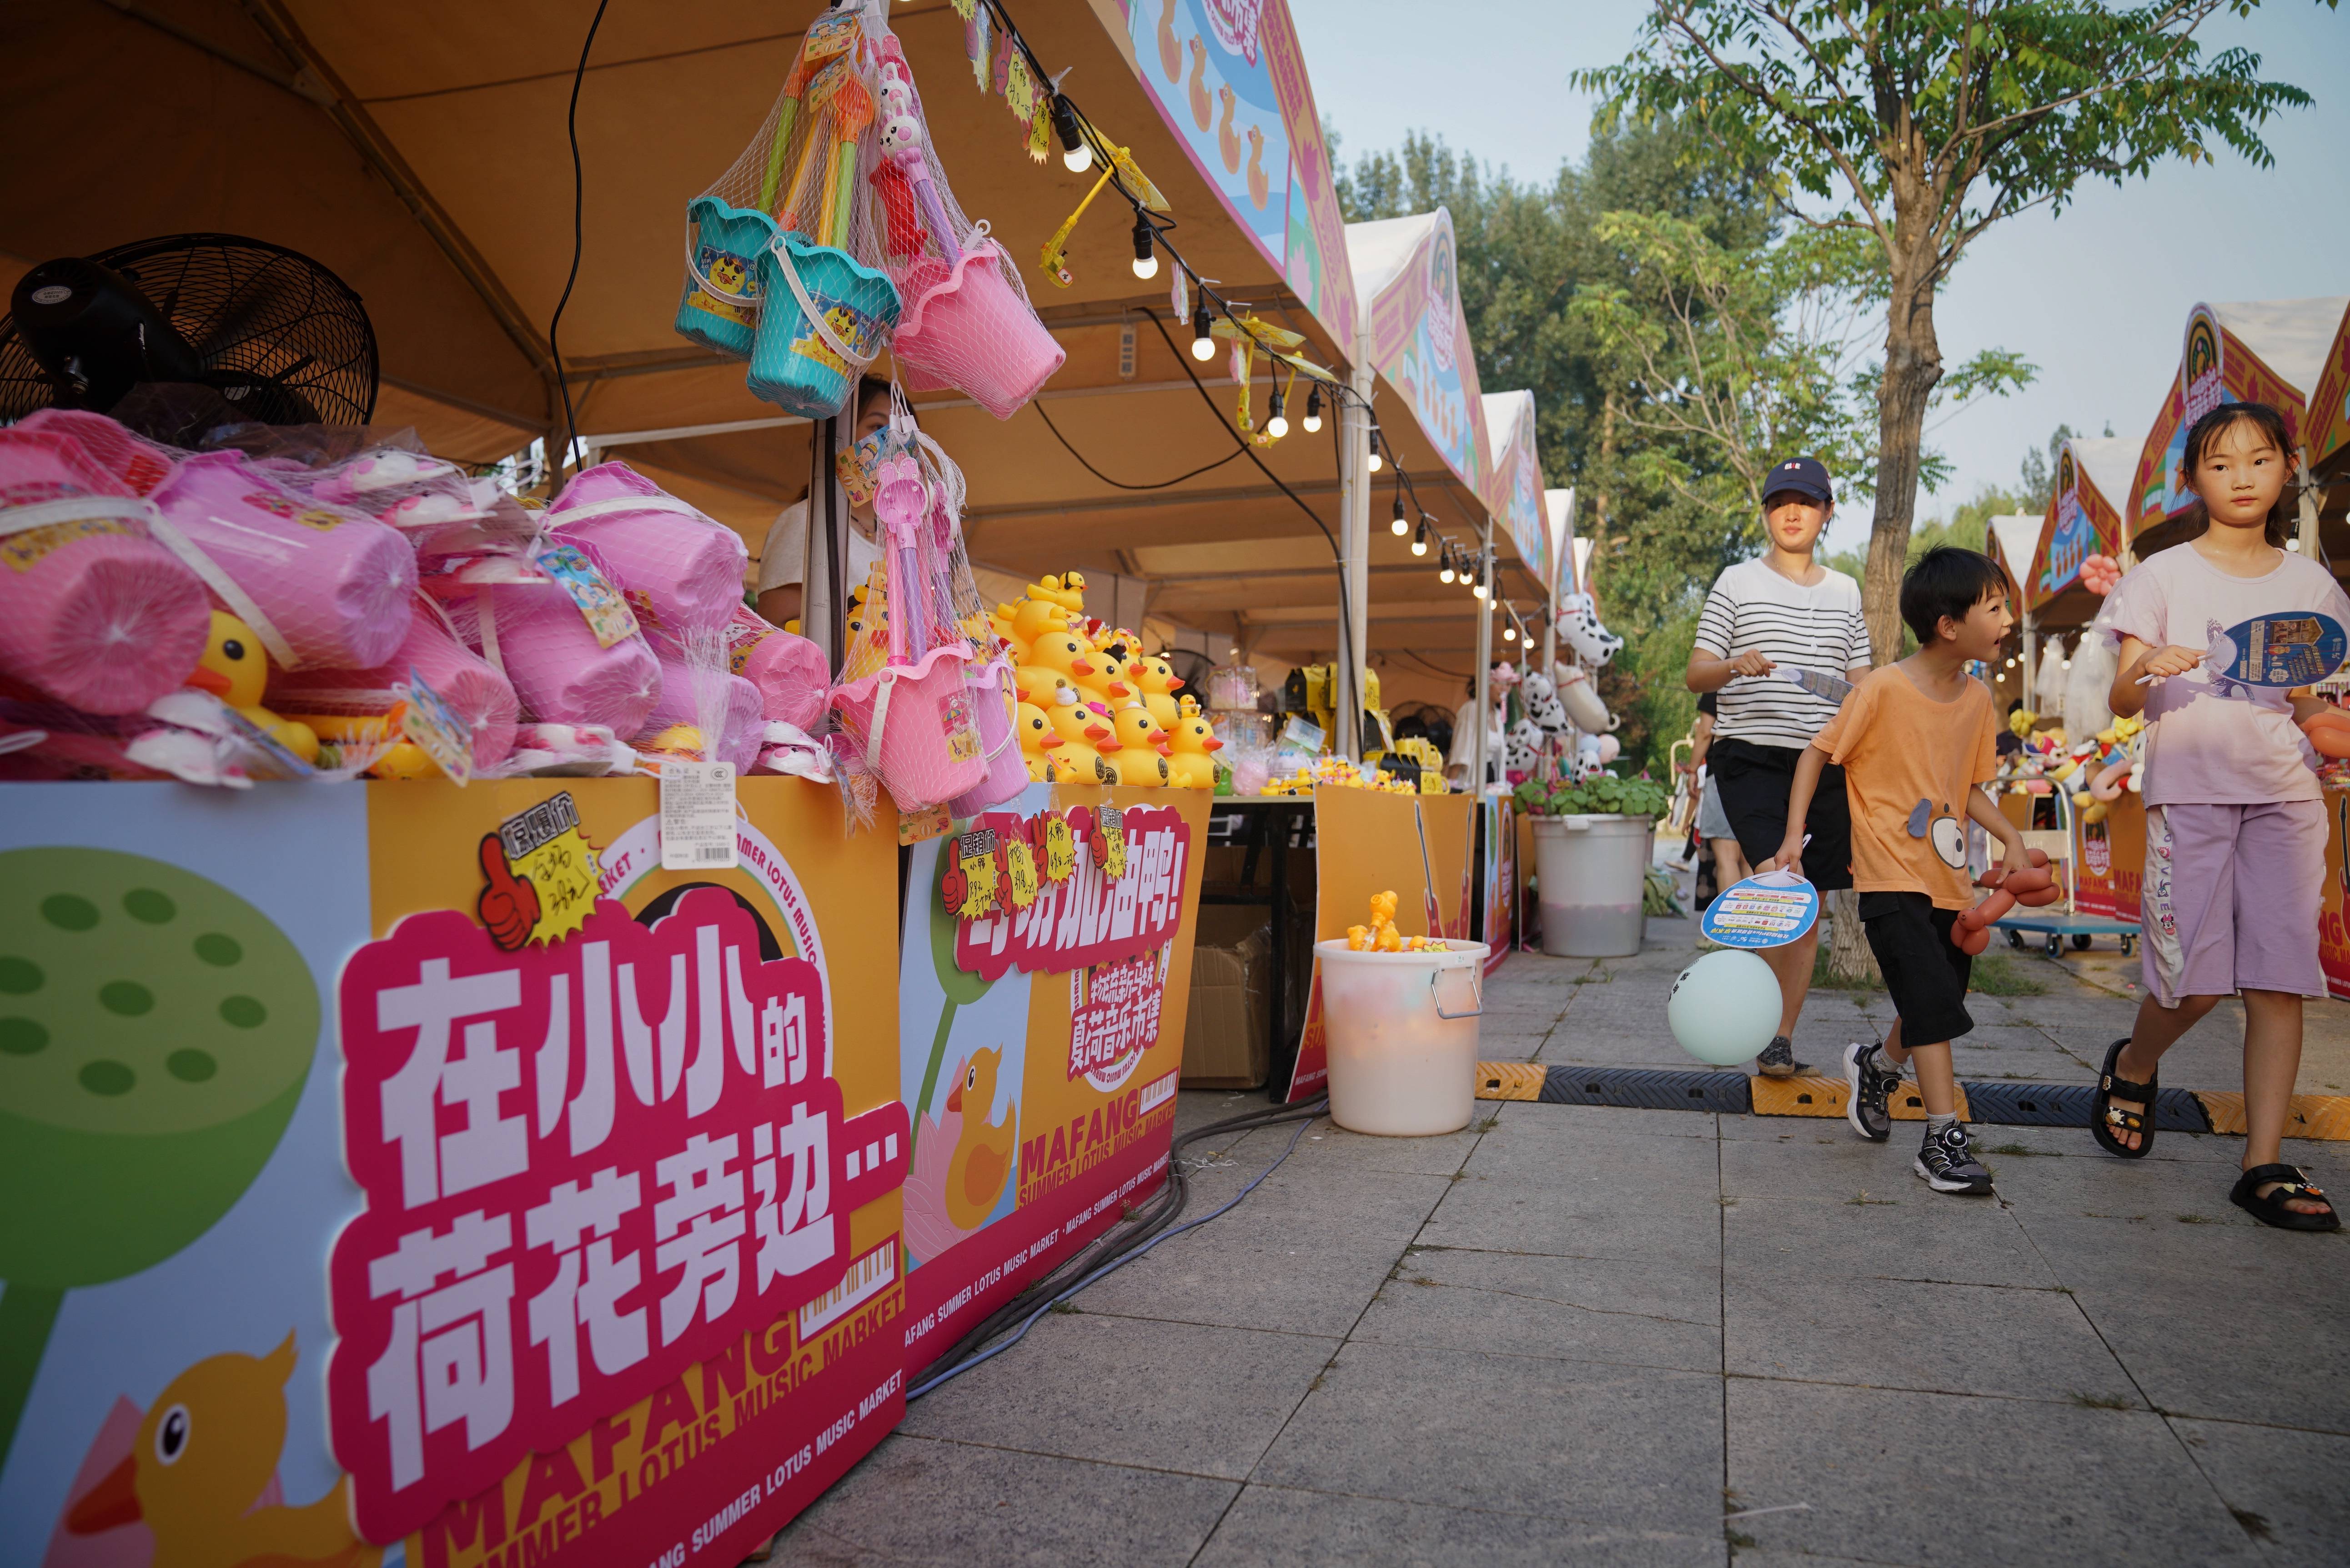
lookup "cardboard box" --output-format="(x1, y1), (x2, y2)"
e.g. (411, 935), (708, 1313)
(1182, 925), (1270, 1087)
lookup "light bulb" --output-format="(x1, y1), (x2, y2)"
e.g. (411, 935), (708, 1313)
(1053, 95), (1092, 172)
(1130, 212), (1158, 279)
(1411, 520), (1428, 557)
(1367, 443), (1383, 473)
(1265, 388), (1287, 438)
(1503, 623), (1517, 643)
(1473, 579), (1488, 600)
(1303, 384), (1323, 433)
(1438, 552), (1455, 584)
(1390, 494), (1407, 535)
(1190, 302), (1216, 362)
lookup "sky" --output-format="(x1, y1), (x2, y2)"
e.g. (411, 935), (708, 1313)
(1289, 0), (2350, 558)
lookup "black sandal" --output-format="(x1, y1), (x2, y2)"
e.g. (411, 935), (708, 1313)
(2229, 1164), (2341, 1232)
(2091, 1037), (2156, 1159)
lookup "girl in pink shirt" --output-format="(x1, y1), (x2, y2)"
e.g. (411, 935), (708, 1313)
(2092, 402), (2348, 1231)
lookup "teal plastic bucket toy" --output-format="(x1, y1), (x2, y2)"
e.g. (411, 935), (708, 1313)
(747, 236), (901, 418)
(675, 197), (777, 359)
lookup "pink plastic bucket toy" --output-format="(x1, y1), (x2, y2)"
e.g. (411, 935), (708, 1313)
(451, 582), (662, 736)
(642, 653), (764, 775)
(153, 451), (416, 669)
(0, 427), (210, 714)
(728, 608), (829, 730)
(889, 239), (1065, 419)
(946, 655), (1026, 816)
(268, 597), (520, 771)
(547, 464), (748, 645)
(15, 409), (177, 495)
(831, 643), (987, 812)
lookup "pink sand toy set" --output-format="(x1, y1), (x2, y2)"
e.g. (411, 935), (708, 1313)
(675, 0), (1062, 424)
(0, 412), (833, 790)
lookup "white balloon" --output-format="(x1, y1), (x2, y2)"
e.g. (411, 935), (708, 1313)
(1666, 949), (1783, 1065)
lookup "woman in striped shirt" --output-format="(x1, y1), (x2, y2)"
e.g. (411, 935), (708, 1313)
(1684, 457), (1874, 1076)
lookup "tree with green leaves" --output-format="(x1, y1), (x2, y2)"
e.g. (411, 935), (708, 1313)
(1579, 0), (2324, 658)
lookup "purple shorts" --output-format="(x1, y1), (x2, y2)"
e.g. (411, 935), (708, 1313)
(2141, 800), (2329, 1005)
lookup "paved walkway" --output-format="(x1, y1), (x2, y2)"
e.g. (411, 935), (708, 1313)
(778, 910), (2350, 1566)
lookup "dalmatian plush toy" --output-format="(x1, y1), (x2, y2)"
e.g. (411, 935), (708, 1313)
(1557, 593), (1624, 667)
(1505, 719), (1546, 780)
(1519, 669), (1570, 735)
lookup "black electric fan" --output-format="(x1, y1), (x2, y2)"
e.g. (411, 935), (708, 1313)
(0, 233), (377, 430)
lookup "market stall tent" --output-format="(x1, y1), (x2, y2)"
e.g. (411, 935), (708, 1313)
(2029, 436), (2135, 625)
(2307, 297), (2350, 478)
(2127, 297), (2349, 562)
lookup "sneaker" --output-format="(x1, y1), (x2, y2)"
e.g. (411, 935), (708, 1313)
(1756, 1035), (1808, 1077)
(1843, 1042), (1900, 1142)
(1913, 1121), (1995, 1195)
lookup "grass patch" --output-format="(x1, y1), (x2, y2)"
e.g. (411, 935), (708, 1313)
(1984, 1142), (2049, 1157)
(1047, 1301), (1080, 1315)
(1968, 953), (2048, 996)
(2175, 1212), (2218, 1225)
(1845, 1191), (1897, 1206)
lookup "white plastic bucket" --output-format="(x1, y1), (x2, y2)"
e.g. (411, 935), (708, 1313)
(1532, 813), (1653, 958)
(1316, 938), (1490, 1136)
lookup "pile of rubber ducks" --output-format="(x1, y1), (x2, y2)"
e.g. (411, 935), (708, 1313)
(1260, 754), (1416, 796)
(999, 572), (1223, 789)
(1345, 890), (1450, 952)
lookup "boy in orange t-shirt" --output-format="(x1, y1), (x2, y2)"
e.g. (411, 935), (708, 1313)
(1765, 548), (2030, 1196)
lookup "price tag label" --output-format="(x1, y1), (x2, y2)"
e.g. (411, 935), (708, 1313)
(659, 759), (738, 870)
(1092, 803), (1129, 880)
(397, 668), (472, 785)
(1002, 834), (1040, 909)
(944, 828), (1000, 919)
(534, 542), (639, 648)
(1038, 810), (1077, 882)
(1699, 870), (1819, 949)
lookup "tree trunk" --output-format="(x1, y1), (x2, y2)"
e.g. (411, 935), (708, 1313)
(1861, 252), (1945, 662)
(1587, 390), (1619, 604)
(1825, 888), (1881, 988)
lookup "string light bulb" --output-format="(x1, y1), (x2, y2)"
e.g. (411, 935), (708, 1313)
(1190, 301), (1216, 362)
(1303, 384), (1323, 433)
(1265, 388), (1288, 439)
(1438, 548), (1456, 585)
(1366, 426), (1383, 472)
(1130, 212), (1158, 279)
(1390, 492), (1408, 535)
(1472, 554), (1489, 598)
(1052, 96), (1093, 173)
(1411, 518), (1429, 557)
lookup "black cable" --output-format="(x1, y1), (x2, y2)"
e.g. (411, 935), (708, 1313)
(1032, 398), (1245, 490)
(909, 1096), (1329, 1394)
(1134, 306), (1353, 673)
(546, 0), (612, 485)
(1396, 649), (1471, 681)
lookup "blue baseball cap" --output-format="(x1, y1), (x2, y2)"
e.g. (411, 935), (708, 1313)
(1762, 457), (1833, 506)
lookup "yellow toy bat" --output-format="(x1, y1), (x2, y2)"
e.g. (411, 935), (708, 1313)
(1037, 135), (1170, 287)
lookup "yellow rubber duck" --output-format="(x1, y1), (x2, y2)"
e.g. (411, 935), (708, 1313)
(1016, 700), (1066, 781)
(1133, 653), (1186, 730)
(1164, 705), (1223, 789)
(65, 1333), (379, 1568)
(1040, 683), (1107, 779)
(288, 708), (436, 778)
(186, 611), (319, 764)
(1015, 630), (1100, 708)
(944, 1048), (1017, 1230)
(1031, 571), (1086, 615)
(1110, 701), (1170, 772)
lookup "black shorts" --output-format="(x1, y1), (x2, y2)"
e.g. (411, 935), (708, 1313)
(1859, 891), (1975, 1045)
(1709, 736), (1854, 891)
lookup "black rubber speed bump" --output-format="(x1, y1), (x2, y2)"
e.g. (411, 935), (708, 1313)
(1473, 1064), (1752, 1114)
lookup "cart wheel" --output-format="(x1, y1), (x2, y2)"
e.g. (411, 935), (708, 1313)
(2121, 934), (2135, 956)
(2045, 934), (2062, 958)
(2005, 929), (2024, 950)
(2072, 934), (2092, 951)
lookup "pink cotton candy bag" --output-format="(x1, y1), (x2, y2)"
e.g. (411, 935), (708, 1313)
(0, 427), (211, 714)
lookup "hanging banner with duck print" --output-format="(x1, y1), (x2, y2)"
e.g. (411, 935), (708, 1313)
(896, 781), (1207, 1376)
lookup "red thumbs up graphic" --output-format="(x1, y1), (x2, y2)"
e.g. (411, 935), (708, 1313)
(477, 834), (541, 951)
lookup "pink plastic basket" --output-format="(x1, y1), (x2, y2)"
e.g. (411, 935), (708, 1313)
(830, 642), (987, 813)
(946, 654), (1026, 816)
(889, 238), (1065, 420)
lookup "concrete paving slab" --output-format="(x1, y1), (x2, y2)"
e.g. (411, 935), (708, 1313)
(1194, 1483), (1725, 1567)
(899, 1312), (1338, 1480)
(1494, 1100), (1720, 1139)
(1720, 1193), (2056, 1288)
(1359, 1244), (1722, 1375)
(1723, 1379), (2261, 1566)
(775, 1432), (1239, 1567)
(2168, 1418), (2350, 1568)
(1275, 1122), (1486, 1177)
(1464, 1120), (1725, 1186)
(1253, 1341), (1724, 1535)
(1421, 1168), (1726, 1268)
(1724, 1272), (2137, 1405)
